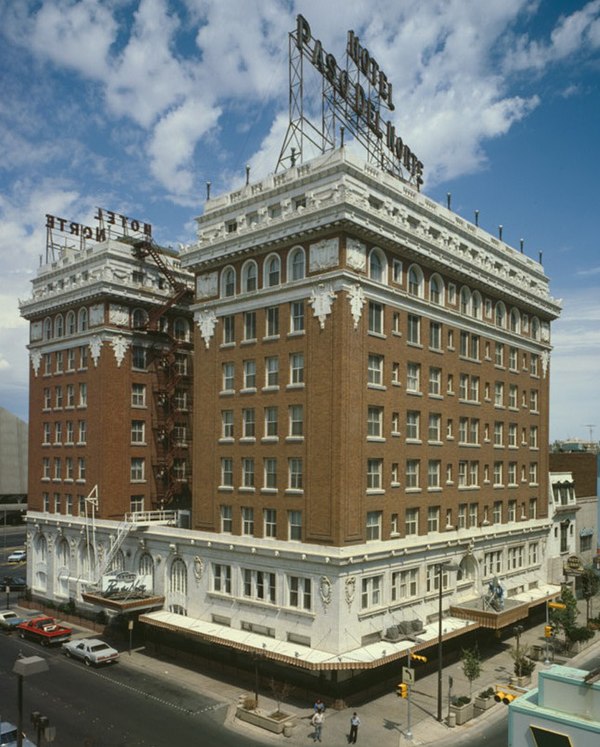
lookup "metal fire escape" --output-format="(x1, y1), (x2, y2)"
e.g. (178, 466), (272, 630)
(131, 238), (194, 511)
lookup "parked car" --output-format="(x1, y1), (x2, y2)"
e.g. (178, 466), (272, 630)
(0, 720), (36, 746)
(0, 610), (27, 630)
(62, 637), (119, 666)
(16, 615), (72, 646)
(7, 550), (26, 563)
(2, 576), (26, 592)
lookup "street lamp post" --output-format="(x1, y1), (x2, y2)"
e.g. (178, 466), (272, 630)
(513, 625), (524, 676)
(12, 656), (49, 747)
(437, 562), (459, 723)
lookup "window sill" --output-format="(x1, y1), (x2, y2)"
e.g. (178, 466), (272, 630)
(240, 387), (257, 395)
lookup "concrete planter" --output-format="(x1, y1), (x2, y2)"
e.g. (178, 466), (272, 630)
(474, 696), (495, 712)
(236, 707), (297, 735)
(509, 674), (531, 688)
(449, 701), (474, 725)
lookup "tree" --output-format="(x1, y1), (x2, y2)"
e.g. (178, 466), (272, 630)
(550, 586), (578, 647)
(509, 645), (536, 678)
(580, 567), (600, 623)
(268, 678), (295, 718)
(461, 645), (482, 698)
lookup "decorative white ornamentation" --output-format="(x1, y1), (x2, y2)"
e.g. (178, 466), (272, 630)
(30, 350), (42, 376)
(310, 283), (337, 329)
(345, 576), (356, 609)
(196, 271), (219, 300)
(30, 321), (43, 341)
(110, 335), (130, 367)
(541, 350), (549, 378)
(194, 308), (217, 348)
(346, 238), (366, 271)
(193, 556), (204, 581)
(309, 238), (339, 271)
(109, 304), (129, 326)
(541, 322), (550, 343)
(89, 303), (104, 327)
(319, 576), (332, 607)
(89, 336), (102, 367)
(348, 284), (366, 329)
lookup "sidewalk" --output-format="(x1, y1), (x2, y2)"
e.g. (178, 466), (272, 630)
(17, 600), (599, 746)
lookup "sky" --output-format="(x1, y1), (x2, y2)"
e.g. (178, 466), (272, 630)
(0, 0), (599, 443)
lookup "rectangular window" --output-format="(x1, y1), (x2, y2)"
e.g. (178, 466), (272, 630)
(368, 302), (383, 334)
(223, 315), (235, 344)
(508, 500), (517, 522)
(495, 343), (504, 367)
(469, 502), (478, 527)
(220, 505), (233, 532)
(53, 422), (62, 444)
(509, 384), (518, 409)
(427, 461), (441, 489)
(244, 311), (256, 341)
(509, 346), (518, 371)
(242, 507), (254, 535)
(406, 363), (420, 392)
(131, 458), (145, 482)
(288, 458), (303, 490)
(66, 348), (75, 371)
(289, 405), (303, 437)
(288, 510), (302, 540)
(528, 542), (539, 565)
(265, 356), (279, 387)
(457, 504), (466, 529)
(43, 387), (51, 409)
(367, 459), (383, 490)
(429, 367), (441, 396)
(429, 321), (442, 350)
(529, 462), (538, 484)
(493, 501), (502, 523)
(131, 420), (145, 444)
(428, 414), (441, 441)
(494, 382), (504, 407)
(53, 457), (61, 480)
(289, 352), (304, 385)
(407, 314), (421, 344)
(222, 362), (235, 391)
(243, 359), (256, 389)
(243, 568), (276, 603)
(484, 551), (502, 576)
(391, 568), (418, 601)
(65, 421), (74, 444)
(406, 411), (420, 440)
(264, 508), (277, 538)
(66, 384), (75, 408)
(132, 383), (146, 407)
(42, 458), (50, 480)
(241, 458), (255, 488)
(221, 458), (233, 487)
(361, 575), (382, 609)
(427, 506), (440, 532)
(367, 354), (383, 385)
(530, 389), (539, 412)
(213, 564), (232, 594)
(132, 346), (147, 370)
(55, 350), (63, 373)
(289, 576), (311, 609)
(366, 511), (382, 541)
(222, 410), (234, 439)
(265, 306), (279, 337)
(290, 301), (305, 333)
(242, 408), (255, 438)
(264, 458), (277, 489)
(55, 386), (63, 409)
(529, 426), (538, 448)
(406, 460), (420, 489)
(78, 420), (86, 444)
(367, 407), (383, 438)
(264, 406), (278, 437)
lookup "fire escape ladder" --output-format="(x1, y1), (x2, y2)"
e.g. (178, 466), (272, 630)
(93, 519), (135, 585)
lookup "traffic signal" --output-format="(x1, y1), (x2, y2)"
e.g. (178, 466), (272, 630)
(410, 653), (428, 664)
(494, 689), (516, 705)
(544, 625), (554, 638)
(396, 683), (408, 698)
(548, 601), (567, 610)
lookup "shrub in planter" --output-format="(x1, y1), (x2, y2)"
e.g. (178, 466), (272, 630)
(474, 687), (496, 711)
(449, 695), (474, 725)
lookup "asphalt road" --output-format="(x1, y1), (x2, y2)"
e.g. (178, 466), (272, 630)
(0, 631), (267, 746)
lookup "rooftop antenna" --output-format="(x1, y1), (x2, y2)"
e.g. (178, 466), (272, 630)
(520, 239), (524, 254)
(245, 164), (250, 186)
(584, 424), (596, 442)
(474, 210), (479, 227)
(206, 181), (211, 201)
(447, 193), (451, 210)
(498, 225), (503, 241)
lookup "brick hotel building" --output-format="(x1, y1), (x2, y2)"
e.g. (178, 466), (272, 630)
(21, 148), (562, 693)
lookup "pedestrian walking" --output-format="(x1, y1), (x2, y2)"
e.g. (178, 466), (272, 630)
(311, 710), (324, 742)
(314, 697), (325, 714)
(348, 711), (360, 743)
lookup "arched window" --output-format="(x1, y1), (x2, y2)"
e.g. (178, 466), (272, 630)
(35, 533), (48, 562)
(43, 317), (53, 340)
(66, 311), (76, 335)
(368, 248), (387, 283)
(242, 260), (258, 292)
(531, 317), (540, 340)
(54, 314), (64, 338)
(79, 541), (96, 582)
(109, 550), (125, 573)
(132, 308), (148, 329)
(139, 552), (155, 591)
(510, 308), (521, 333)
(472, 291), (482, 319)
(265, 254), (280, 287)
(288, 247), (306, 281)
(78, 307), (88, 332)
(221, 267), (236, 297)
(57, 538), (70, 568)
(168, 557), (188, 615)
(460, 287), (471, 316)
(407, 265), (424, 297)
(495, 302), (506, 328)
(56, 539), (70, 598)
(429, 275), (444, 305)
(173, 318), (190, 341)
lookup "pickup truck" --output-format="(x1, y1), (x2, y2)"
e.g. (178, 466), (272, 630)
(16, 615), (72, 646)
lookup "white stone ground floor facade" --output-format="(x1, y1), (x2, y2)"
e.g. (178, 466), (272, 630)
(25, 509), (560, 674)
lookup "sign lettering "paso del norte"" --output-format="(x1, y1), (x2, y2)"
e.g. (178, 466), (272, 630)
(296, 15), (423, 187)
